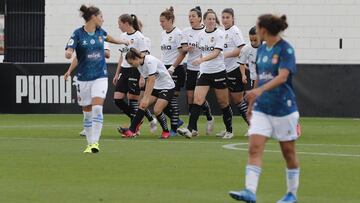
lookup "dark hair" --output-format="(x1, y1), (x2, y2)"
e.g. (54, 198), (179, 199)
(249, 26), (257, 35)
(203, 9), (220, 25)
(190, 6), (202, 18)
(160, 6), (175, 23)
(119, 14), (140, 31)
(79, 5), (101, 22)
(222, 8), (235, 25)
(257, 14), (288, 36)
(125, 48), (143, 61)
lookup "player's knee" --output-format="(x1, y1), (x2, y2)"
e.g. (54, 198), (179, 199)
(193, 96), (205, 106)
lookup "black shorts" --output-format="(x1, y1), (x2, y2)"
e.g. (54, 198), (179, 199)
(196, 70), (228, 89)
(227, 67), (252, 92)
(165, 65), (186, 92)
(151, 89), (174, 102)
(186, 69), (199, 91)
(115, 67), (141, 95)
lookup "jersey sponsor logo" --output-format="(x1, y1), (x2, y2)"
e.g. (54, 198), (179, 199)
(16, 75), (74, 104)
(199, 45), (215, 51)
(161, 44), (172, 50)
(87, 52), (102, 59)
(189, 42), (199, 48)
(258, 72), (274, 81)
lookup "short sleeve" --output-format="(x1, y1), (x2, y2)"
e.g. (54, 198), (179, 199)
(100, 28), (108, 40)
(175, 30), (184, 49)
(279, 45), (296, 74)
(233, 27), (246, 48)
(145, 57), (157, 77)
(215, 31), (225, 50)
(137, 36), (148, 52)
(104, 42), (110, 50)
(239, 45), (250, 64)
(180, 30), (188, 46)
(65, 30), (79, 50)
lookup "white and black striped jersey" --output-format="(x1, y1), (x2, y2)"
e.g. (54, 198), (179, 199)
(198, 28), (226, 74)
(139, 55), (175, 90)
(224, 25), (245, 72)
(119, 31), (148, 68)
(182, 26), (205, 71)
(160, 27), (185, 66)
(238, 43), (258, 80)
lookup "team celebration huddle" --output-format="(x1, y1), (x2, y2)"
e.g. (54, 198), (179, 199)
(65, 4), (300, 203)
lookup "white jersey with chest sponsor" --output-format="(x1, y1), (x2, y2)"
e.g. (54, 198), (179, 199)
(239, 43), (258, 80)
(198, 28), (226, 74)
(160, 27), (184, 66)
(224, 25), (245, 72)
(119, 31), (147, 68)
(143, 35), (151, 53)
(182, 26), (205, 71)
(139, 55), (175, 90)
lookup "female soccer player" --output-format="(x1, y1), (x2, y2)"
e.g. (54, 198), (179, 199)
(113, 14), (157, 135)
(182, 6), (215, 135)
(177, 9), (233, 139)
(159, 6), (186, 135)
(119, 48), (175, 139)
(64, 5), (128, 153)
(219, 8), (246, 139)
(229, 14), (300, 203)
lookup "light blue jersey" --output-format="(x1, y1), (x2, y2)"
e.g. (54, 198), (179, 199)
(254, 39), (298, 116)
(66, 26), (108, 81)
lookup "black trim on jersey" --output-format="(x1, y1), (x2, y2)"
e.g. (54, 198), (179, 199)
(148, 72), (157, 77)
(127, 30), (137, 35)
(225, 25), (234, 31)
(166, 27), (176, 34)
(180, 43), (188, 45)
(140, 55), (146, 66)
(192, 25), (205, 30)
(215, 47), (223, 51)
(237, 44), (246, 48)
(205, 27), (217, 34)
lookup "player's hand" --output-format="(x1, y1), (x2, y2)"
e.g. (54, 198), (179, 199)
(168, 66), (175, 75)
(242, 75), (248, 84)
(139, 97), (149, 109)
(245, 87), (264, 104)
(65, 50), (73, 59)
(139, 77), (145, 88)
(112, 74), (119, 86)
(64, 71), (71, 81)
(192, 57), (203, 66)
(246, 106), (252, 122)
(187, 46), (194, 52)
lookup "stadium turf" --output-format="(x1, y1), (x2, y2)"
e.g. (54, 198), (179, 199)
(0, 114), (359, 202)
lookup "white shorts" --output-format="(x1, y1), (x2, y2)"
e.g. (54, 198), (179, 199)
(248, 111), (300, 142)
(76, 78), (108, 106)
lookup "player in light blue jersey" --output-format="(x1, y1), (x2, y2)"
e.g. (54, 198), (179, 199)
(64, 5), (128, 153)
(230, 14), (300, 203)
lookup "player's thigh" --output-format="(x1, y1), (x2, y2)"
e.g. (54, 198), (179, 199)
(230, 91), (244, 104)
(187, 90), (194, 104)
(214, 88), (230, 108)
(91, 78), (108, 106)
(76, 80), (92, 107)
(193, 85), (210, 105)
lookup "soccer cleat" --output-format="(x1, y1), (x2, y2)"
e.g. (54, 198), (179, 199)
(222, 131), (234, 139)
(91, 143), (100, 153)
(229, 189), (257, 203)
(170, 129), (177, 137)
(79, 129), (86, 137)
(276, 192), (297, 203)
(118, 127), (136, 138)
(216, 130), (226, 137)
(149, 118), (158, 134)
(206, 116), (215, 135)
(191, 130), (199, 137)
(177, 119), (184, 128)
(160, 131), (171, 139)
(134, 120), (143, 136)
(83, 145), (92, 153)
(177, 127), (192, 138)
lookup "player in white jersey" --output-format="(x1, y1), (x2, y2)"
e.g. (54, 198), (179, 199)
(119, 48), (175, 139)
(182, 6), (215, 135)
(239, 26), (261, 88)
(177, 9), (233, 139)
(159, 7), (186, 135)
(217, 8), (247, 139)
(113, 14), (157, 135)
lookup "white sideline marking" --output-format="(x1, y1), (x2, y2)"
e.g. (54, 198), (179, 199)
(222, 143), (360, 158)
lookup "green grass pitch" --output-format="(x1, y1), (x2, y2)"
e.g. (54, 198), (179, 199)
(0, 114), (359, 203)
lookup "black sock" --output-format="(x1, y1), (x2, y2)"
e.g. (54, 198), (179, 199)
(114, 99), (134, 120)
(188, 104), (201, 131)
(156, 113), (169, 132)
(188, 103), (193, 115)
(201, 101), (213, 121)
(188, 103), (197, 130)
(237, 101), (249, 125)
(144, 109), (154, 122)
(165, 96), (180, 131)
(222, 105), (233, 133)
(129, 109), (145, 132)
(129, 99), (139, 118)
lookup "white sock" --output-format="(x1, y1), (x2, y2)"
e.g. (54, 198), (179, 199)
(91, 105), (103, 144)
(83, 111), (92, 145)
(286, 168), (300, 196)
(245, 164), (262, 194)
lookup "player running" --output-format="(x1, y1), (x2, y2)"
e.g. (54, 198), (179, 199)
(229, 14), (300, 203)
